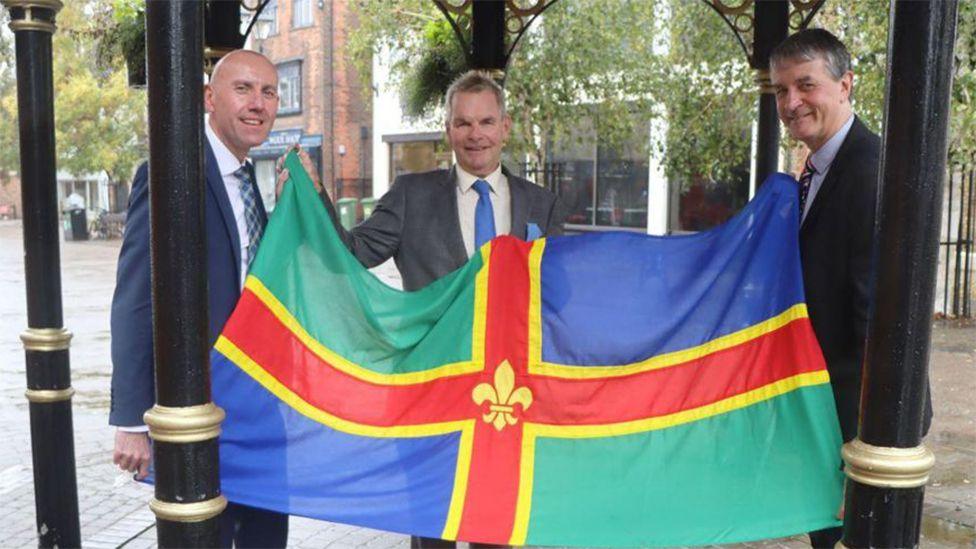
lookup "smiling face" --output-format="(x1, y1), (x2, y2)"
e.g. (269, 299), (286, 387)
(446, 90), (512, 177)
(771, 56), (853, 152)
(204, 51), (279, 162)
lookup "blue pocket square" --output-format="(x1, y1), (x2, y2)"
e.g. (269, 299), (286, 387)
(526, 222), (542, 241)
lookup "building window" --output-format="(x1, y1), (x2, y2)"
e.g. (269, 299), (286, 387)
(292, 0), (312, 28)
(388, 139), (452, 180)
(545, 116), (648, 230)
(277, 61), (302, 115)
(255, 0), (277, 37)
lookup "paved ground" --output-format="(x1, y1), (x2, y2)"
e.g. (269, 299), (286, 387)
(0, 218), (972, 548)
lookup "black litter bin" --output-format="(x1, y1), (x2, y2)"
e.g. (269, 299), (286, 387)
(69, 208), (88, 241)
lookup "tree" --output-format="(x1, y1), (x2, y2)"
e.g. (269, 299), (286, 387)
(0, 0), (146, 192)
(348, 0), (974, 186)
(350, 0), (770, 185)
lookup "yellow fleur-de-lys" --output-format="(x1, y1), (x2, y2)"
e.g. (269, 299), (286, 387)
(471, 360), (533, 431)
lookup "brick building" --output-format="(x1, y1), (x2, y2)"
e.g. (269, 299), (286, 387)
(248, 0), (372, 210)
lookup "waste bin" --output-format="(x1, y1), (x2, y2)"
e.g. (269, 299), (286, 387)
(66, 208), (88, 241)
(360, 197), (378, 219)
(336, 198), (358, 230)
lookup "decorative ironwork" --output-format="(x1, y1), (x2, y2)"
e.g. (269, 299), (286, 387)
(789, 0), (826, 31)
(701, 0), (826, 63)
(144, 402), (226, 443)
(149, 496), (229, 523)
(3, 0), (62, 33)
(432, 0), (561, 72)
(240, 0), (272, 42)
(702, 0), (754, 60)
(842, 439), (935, 489)
(20, 327), (72, 351)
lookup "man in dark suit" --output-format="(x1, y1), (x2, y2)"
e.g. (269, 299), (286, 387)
(279, 70), (565, 292)
(770, 29), (931, 548)
(109, 49), (289, 548)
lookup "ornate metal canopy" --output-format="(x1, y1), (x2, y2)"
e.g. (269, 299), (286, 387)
(432, 0), (561, 74)
(701, 0), (826, 64)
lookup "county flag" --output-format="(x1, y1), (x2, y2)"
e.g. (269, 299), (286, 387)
(210, 152), (844, 547)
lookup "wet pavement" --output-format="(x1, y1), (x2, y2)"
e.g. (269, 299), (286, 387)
(0, 218), (972, 548)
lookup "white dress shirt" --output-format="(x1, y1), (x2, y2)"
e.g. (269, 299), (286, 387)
(802, 114), (855, 223)
(455, 164), (511, 258)
(205, 120), (252, 288)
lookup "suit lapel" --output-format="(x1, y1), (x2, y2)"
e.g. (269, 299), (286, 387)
(442, 167), (469, 265)
(801, 117), (864, 234)
(506, 168), (529, 239)
(205, 141), (242, 282)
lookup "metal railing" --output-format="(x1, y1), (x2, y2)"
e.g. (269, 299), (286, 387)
(937, 162), (975, 318)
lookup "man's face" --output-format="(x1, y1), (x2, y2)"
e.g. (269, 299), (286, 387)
(446, 90), (512, 177)
(771, 57), (853, 152)
(204, 52), (279, 161)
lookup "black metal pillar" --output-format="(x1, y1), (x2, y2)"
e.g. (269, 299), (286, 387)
(841, 1), (958, 547)
(142, 1), (225, 546)
(471, 0), (506, 71)
(751, 0), (788, 186)
(2, 1), (81, 546)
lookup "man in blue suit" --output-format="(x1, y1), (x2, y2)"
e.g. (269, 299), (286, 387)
(109, 49), (288, 547)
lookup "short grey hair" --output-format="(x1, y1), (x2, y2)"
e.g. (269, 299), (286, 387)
(444, 70), (506, 124)
(770, 28), (852, 81)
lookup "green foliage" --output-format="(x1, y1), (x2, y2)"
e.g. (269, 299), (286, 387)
(948, 0), (976, 164)
(0, 0), (146, 186)
(350, 0), (757, 183)
(401, 19), (467, 119)
(350, 0), (974, 182)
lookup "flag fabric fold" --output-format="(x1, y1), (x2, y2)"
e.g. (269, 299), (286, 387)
(211, 152), (844, 547)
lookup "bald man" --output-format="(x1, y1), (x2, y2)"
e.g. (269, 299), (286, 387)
(109, 50), (288, 547)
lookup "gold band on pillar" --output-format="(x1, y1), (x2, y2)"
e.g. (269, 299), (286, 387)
(842, 438), (935, 489)
(25, 387), (74, 403)
(150, 495), (228, 523)
(754, 68), (776, 94)
(144, 402), (225, 443)
(20, 327), (72, 351)
(2, 0), (63, 33)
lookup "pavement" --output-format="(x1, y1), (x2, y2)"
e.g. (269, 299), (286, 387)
(0, 218), (972, 548)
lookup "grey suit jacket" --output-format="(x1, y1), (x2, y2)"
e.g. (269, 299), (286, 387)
(323, 166), (565, 291)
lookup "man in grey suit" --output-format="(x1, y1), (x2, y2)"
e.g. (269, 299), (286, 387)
(279, 70), (565, 292)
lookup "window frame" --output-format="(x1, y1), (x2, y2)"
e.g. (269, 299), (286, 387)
(276, 60), (302, 116)
(291, 0), (313, 29)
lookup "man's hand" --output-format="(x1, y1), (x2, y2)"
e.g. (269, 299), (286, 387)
(113, 430), (151, 480)
(275, 144), (323, 200)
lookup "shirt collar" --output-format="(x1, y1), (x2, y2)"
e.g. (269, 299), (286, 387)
(456, 164), (502, 193)
(809, 114), (855, 174)
(205, 118), (248, 177)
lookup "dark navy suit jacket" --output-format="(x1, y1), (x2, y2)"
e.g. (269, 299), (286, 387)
(109, 140), (267, 426)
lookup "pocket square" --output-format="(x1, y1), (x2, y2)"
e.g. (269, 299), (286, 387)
(526, 222), (542, 241)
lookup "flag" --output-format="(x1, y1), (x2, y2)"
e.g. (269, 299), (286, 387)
(211, 152), (844, 547)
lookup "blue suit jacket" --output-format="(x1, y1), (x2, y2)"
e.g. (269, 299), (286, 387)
(109, 141), (267, 426)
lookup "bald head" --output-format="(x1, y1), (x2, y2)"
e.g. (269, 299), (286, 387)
(204, 49), (279, 161)
(210, 49), (276, 87)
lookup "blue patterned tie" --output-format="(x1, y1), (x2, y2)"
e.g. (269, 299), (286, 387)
(473, 179), (496, 249)
(234, 164), (264, 268)
(798, 156), (816, 220)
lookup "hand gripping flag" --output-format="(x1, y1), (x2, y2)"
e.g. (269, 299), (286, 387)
(211, 152), (844, 547)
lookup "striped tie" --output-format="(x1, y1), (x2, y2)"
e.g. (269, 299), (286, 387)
(234, 164), (264, 268)
(798, 157), (816, 219)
